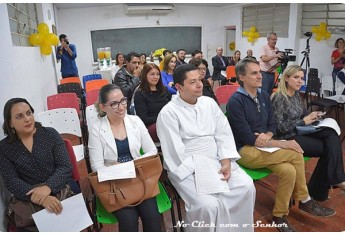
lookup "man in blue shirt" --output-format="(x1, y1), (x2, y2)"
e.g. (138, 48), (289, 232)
(56, 34), (79, 78)
(227, 58), (335, 232)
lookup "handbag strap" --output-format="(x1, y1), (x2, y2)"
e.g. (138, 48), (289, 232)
(125, 165), (148, 207)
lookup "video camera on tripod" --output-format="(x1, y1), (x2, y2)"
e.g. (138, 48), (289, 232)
(276, 49), (296, 65)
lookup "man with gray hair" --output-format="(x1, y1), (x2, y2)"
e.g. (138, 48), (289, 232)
(227, 58), (336, 232)
(259, 32), (284, 95)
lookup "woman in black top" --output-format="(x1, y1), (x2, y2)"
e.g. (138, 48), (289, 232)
(0, 98), (75, 229)
(134, 63), (171, 141)
(272, 65), (345, 201)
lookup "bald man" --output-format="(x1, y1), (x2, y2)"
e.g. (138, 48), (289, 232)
(212, 47), (229, 85)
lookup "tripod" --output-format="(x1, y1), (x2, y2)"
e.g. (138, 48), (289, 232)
(301, 35), (312, 100)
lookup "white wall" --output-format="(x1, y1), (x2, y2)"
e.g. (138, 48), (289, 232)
(56, 4), (225, 78)
(221, 3), (340, 78)
(0, 3), (59, 141)
(0, 3), (58, 230)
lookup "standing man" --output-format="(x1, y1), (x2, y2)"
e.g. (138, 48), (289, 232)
(56, 34), (79, 78)
(175, 49), (187, 67)
(114, 51), (141, 114)
(259, 32), (283, 95)
(156, 64), (255, 232)
(212, 47), (229, 86)
(245, 49), (257, 61)
(227, 58), (335, 232)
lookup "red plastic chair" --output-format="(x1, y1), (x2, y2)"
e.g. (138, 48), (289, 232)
(63, 139), (81, 182)
(60, 77), (81, 85)
(85, 79), (109, 92)
(47, 93), (80, 114)
(215, 84), (240, 105)
(226, 66), (236, 80)
(86, 88), (100, 106)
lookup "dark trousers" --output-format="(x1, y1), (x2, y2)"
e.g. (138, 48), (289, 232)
(261, 71), (275, 95)
(294, 128), (345, 201)
(62, 73), (79, 78)
(113, 197), (162, 232)
(332, 68), (342, 95)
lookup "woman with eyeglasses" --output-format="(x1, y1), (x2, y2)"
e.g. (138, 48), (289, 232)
(161, 54), (177, 94)
(134, 63), (171, 142)
(88, 84), (161, 232)
(189, 58), (218, 103)
(272, 65), (345, 201)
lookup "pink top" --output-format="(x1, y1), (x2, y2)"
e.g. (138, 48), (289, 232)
(259, 44), (279, 72)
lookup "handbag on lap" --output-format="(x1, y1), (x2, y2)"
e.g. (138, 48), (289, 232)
(88, 154), (162, 212)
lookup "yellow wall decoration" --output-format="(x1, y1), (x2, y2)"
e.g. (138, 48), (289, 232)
(242, 26), (260, 43)
(29, 23), (59, 55)
(311, 22), (331, 41)
(229, 42), (236, 51)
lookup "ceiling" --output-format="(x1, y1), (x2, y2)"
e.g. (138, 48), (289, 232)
(54, 3), (234, 10)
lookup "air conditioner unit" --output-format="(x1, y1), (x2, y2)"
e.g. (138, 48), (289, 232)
(124, 4), (175, 15)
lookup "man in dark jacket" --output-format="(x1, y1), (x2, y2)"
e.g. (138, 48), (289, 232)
(114, 51), (141, 114)
(212, 47), (229, 86)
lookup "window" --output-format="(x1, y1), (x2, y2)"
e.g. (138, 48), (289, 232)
(7, 3), (39, 46)
(301, 4), (345, 35)
(242, 4), (290, 38)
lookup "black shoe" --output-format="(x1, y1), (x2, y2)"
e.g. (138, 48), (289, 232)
(299, 199), (336, 217)
(272, 216), (296, 232)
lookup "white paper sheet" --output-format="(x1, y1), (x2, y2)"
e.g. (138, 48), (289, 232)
(194, 155), (230, 195)
(221, 70), (227, 78)
(313, 118), (341, 136)
(32, 193), (93, 232)
(255, 146), (281, 153)
(98, 161), (136, 182)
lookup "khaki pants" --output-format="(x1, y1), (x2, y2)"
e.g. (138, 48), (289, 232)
(238, 145), (309, 217)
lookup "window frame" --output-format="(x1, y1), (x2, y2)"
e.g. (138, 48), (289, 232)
(241, 3), (290, 39)
(7, 3), (39, 46)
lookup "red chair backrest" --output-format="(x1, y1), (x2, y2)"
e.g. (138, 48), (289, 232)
(226, 66), (236, 79)
(60, 77), (81, 85)
(215, 84), (240, 105)
(85, 79), (109, 92)
(63, 139), (80, 182)
(47, 93), (80, 114)
(86, 88), (100, 106)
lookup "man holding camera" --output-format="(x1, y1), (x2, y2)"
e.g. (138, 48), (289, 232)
(259, 32), (283, 95)
(56, 34), (79, 78)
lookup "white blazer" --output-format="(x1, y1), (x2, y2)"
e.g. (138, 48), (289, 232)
(88, 114), (157, 172)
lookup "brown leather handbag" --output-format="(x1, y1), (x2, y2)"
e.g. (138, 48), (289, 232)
(88, 154), (162, 213)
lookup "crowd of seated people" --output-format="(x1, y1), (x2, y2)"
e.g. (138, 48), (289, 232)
(2, 47), (345, 233)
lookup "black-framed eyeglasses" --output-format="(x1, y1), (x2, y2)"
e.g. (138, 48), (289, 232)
(252, 96), (261, 113)
(106, 97), (127, 109)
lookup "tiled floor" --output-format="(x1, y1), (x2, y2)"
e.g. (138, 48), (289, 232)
(78, 96), (345, 232)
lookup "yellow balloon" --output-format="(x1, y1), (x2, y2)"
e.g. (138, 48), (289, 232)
(242, 31), (249, 37)
(248, 36), (253, 42)
(29, 33), (42, 46)
(43, 33), (59, 46)
(311, 26), (318, 33)
(320, 22), (327, 29)
(315, 35), (322, 41)
(250, 26), (256, 32)
(325, 31), (331, 39)
(37, 23), (49, 35)
(254, 32), (260, 38)
(40, 44), (52, 55)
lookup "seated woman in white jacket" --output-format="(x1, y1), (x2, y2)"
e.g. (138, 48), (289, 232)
(88, 84), (161, 232)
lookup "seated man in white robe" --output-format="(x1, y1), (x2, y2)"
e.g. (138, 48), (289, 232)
(156, 64), (256, 232)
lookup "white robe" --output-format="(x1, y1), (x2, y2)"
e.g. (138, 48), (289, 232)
(156, 95), (255, 232)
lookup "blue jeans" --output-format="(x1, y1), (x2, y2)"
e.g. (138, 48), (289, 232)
(261, 71), (275, 95)
(332, 68), (341, 95)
